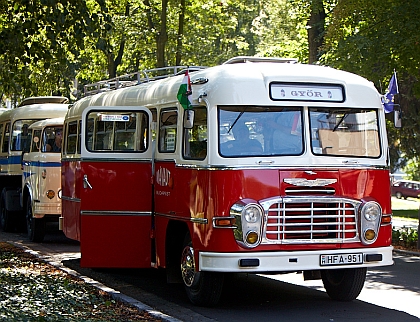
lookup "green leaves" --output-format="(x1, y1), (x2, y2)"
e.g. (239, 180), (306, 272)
(0, 242), (149, 321)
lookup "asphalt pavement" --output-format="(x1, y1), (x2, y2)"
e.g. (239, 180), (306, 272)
(0, 218), (420, 322)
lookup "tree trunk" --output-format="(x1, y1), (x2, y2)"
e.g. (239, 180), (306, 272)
(105, 4), (129, 78)
(156, 0), (168, 67)
(307, 0), (325, 64)
(175, 0), (186, 65)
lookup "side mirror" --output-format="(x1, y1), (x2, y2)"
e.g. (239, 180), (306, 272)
(184, 109), (195, 129)
(394, 109), (402, 128)
(33, 136), (40, 151)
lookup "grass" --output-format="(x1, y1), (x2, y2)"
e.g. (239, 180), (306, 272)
(391, 197), (419, 219)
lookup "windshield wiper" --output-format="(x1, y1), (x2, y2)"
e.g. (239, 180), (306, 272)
(333, 113), (348, 132)
(227, 107), (248, 134)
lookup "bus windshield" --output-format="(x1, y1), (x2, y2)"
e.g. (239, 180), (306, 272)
(218, 106), (303, 157)
(309, 108), (381, 158)
(218, 106), (381, 158)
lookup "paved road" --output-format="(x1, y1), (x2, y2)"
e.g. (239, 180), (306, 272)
(1, 229), (420, 322)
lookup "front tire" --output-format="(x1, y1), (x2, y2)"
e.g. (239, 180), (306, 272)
(0, 189), (13, 232)
(26, 197), (45, 242)
(180, 233), (224, 306)
(395, 191), (403, 199)
(321, 267), (367, 301)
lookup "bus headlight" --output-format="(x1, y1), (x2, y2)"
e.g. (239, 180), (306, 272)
(244, 205), (261, 223)
(362, 202), (380, 221)
(360, 201), (381, 245)
(231, 200), (263, 248)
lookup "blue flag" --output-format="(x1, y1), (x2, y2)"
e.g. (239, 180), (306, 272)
(383, 72), (399, 113)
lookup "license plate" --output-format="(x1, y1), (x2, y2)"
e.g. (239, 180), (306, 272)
(320, 253), (363, 266)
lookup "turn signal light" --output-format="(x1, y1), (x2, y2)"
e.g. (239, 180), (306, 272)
(364, 229), (376, 241)
(381, 215), (392, 224)
(246, 231), (259, 244)
(213, 217), (236, 227)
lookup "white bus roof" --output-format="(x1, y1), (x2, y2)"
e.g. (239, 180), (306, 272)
(28, 117), (65, 130)
(18, 96), (69, 107)
(68, 57), (382, 118)
(0, 103), (69, 123)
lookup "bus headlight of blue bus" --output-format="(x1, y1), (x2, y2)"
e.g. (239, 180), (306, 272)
(231, 200), (264, 248)
(360, 201), (382, 245)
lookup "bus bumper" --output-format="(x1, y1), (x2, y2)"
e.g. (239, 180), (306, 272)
(199, 246), (394, 273)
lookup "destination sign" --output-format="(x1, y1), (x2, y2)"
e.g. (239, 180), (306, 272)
(270, 83), (345, 102)
(99, 114), (130, 122)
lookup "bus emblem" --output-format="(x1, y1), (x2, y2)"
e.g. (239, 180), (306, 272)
(284, 178), (337, 187)
(156, 167), (172, 187)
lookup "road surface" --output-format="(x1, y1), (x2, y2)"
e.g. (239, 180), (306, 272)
(1, 229), (419, 322)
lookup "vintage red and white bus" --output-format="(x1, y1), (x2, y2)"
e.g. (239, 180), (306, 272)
(22, 117), (65, 242)
(0, 97), (69, 232)
(61, 57), (393, 306)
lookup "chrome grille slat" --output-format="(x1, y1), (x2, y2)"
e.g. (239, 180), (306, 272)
(260, 196), (361, 244)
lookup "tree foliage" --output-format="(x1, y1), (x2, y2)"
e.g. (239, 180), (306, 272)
(321, 0), (420, 171)
(0, 0), (106, 103)
(1, 0), (420, 171)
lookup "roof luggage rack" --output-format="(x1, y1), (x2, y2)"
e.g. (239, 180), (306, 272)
(84, 65), (207, 96)
(18, 96), (69, 107)
(223, 56), (298, 64)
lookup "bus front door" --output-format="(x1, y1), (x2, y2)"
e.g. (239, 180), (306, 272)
(79, 106), (153, 268)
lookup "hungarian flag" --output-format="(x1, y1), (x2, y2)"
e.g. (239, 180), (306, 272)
(177, 69), (192, 109)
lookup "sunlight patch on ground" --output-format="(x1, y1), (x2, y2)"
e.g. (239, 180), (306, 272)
(392, 197), (420, 210)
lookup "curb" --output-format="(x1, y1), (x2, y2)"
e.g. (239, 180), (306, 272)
(393, 248), (420, 257)
(6, 240), (182, 322)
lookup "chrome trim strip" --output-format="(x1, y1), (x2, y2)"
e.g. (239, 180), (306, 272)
(172, 164), (387, 170)
(61, 157), (81, 162)
(80, 158), (152, 163)
(285, 188), (335, 194)
(61, 196), (81, 202)
(155, 212), (208, 224)
(191, 217), (208, 224)
(81, 210), (151, 216)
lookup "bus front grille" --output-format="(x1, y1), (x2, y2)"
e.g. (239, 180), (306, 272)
(260, 197), (360, 244)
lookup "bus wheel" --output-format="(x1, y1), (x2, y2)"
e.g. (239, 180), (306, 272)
(321, 267), (366, 301)
(0, 189), (13, 232)
(26, 197), (45, 242)
(180, 233), (224, 306)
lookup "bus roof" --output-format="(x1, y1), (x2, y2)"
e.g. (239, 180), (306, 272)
(68, 58), (382, 118)
(18, 96), (69, 107)
(0, 104), (69, 123)
(28, 117), (65, 130)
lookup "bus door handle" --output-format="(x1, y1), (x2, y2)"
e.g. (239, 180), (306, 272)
(257, 160), (274, 165)
(83, 175), (93, 189)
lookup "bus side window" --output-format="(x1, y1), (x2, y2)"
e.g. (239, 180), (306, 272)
(66, 121), (78, 154)
(0, 123), (4, 152)
(150, 109), (157, 141)
(3, 123), (10, 152)
(114, 118), (135, 151)
(32, 130), (42, 152)
(77, 121), (81, 154)
(86, 118), (94, 151)
(183, 107), (207, 160)
(159, 109), (177, 153)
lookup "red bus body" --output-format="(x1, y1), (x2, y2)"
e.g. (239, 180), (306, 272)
(61, 57), (393, 305)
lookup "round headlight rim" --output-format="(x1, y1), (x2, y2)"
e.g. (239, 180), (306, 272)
(361, 201), (381, 222)
(243, 204), (262, 223)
